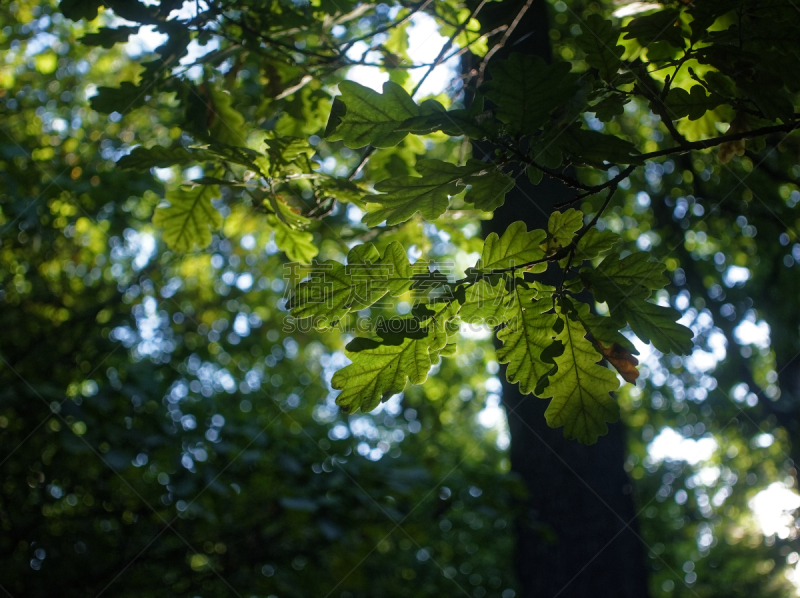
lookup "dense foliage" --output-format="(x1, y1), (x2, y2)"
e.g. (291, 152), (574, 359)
(2, 0), (800, 596)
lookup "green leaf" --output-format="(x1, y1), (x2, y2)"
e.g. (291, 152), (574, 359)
(496, 291), (558, 395)
(583, 252), (667, 303)
(736, 77), (795, 123)
(417, 301), (461, 360)
(576, 15), (624, 81)
(90, 82), (146, 114)
(288, 242), (423, 328)
(289, 251), (377, 329)
(271, 219), (318, 264)
(663, 85), (722, 121)
(206, 87), (247, 147)
(616, 299), (693, 355)
(153, 184), (222, 252)
(703, 71), (736, 97)
(80, 26), (138, 48)
(362, 159), (479, 226)
(324, 97), (347, 138)
(332, 332), (435, 413)
(481, 53), (577, 136)
(117, 145), (196, 170)
(573, 229), (620, 262)
(463, 163), (515, 211)
(379, 241), (420, 296)
(398, 96), (498, 140)
(579, 254), (693, 354)
(542, 306), (620, 444)
(264, 136), (315, 165)
(623, 9), (685, 50)
(592, 95), (627, 122)
(333, 303), (457, 413)
(60, 0), (104, 21)
(327, 81), (419, 148)
(458, 279), (508, 326)
(529, 139), (563, 169)
(572, 302), (637, 354)
(527, 165), (544, 185)
(477, 221), (547, 273)
(557, 126), (642, 166)
(543, 209), (583, 255)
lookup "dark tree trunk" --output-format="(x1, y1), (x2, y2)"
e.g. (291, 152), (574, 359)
(467, 1), (651, 596)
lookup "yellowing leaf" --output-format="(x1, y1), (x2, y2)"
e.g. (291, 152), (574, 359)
(597, 341), (639, 384)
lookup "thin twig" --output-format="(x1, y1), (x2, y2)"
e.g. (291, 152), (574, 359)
(475, 0), (535, 87)
(341, 0), (433, 54)
(347, 1), (485, 180)
(454, 182), (623, 285)
(348, 147), (376, 181)
(553, 165), (635, 208)
(411, 0), (487, 97)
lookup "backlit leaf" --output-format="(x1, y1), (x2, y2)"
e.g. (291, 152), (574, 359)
(543, 209), (583, 255)
(477, 221), (547, 273)
(616, 298), (693, 355)
(463, 164), (515, 211)
(271, 218), (318, 264)
(582, 252), (667, 303)
(573, 229), (620, 262)
(542, 305), (620, 444)
(288, 242), (425, 328)
(362, 159), (480, 226)
(496, 289), (558, 395)
(153, 184), (222, 252)
(327, 81), (419, 148)
(332, 333), (435, 413)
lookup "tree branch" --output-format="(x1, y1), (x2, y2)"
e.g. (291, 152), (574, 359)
(637, 122), (799, 161)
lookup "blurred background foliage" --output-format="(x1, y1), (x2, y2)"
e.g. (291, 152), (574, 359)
(1, 1), (799, 597)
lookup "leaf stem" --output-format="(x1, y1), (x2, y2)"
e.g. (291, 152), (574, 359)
(553, 165), (635, 208)
(470, 178), (623, 281)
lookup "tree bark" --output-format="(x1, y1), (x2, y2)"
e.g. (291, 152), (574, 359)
(467, 1), (651, 596)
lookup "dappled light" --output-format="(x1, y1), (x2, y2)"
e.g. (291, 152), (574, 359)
(2, 1), (800, 597)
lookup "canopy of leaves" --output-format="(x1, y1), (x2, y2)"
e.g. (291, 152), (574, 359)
(3, 0), (800, 596)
